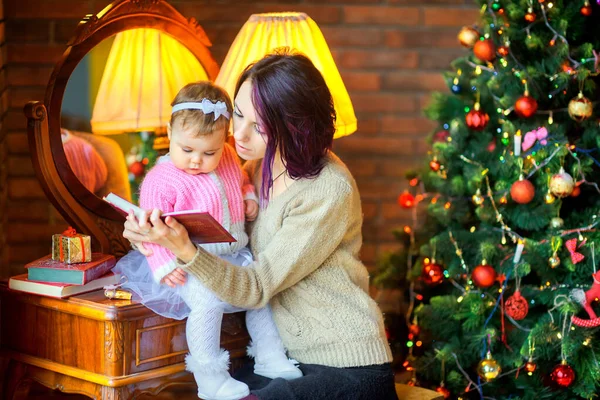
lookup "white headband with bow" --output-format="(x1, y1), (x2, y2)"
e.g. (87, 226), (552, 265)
(171, 98), (230, 121)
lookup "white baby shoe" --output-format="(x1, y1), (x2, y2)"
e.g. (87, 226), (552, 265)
(186, 353), (250, 400)
(253, 350), (303, 380)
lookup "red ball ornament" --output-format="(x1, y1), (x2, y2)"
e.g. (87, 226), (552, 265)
(472, 264), (497, 288)
(514, 95), (538, 118)
(504, 291), (529, 320)
(466, 108), (490, 131)
(473, 39), (496, 62)
(429, 159), (441, 172)
(408, 324), (421, 337)
(525, 11), (537, 22)
(571, 184), (581, 197)
(525, 359), (537, 374)
(433, 130), (450, 143)
(497, 45), (509, 57)
(129, 161), (145, 178)
(435, 385), (451, 399)
(398, 192), (415, 209)
(510, 179), (535, 204)
(422, 263), (444, 285)
(581, 4), (593, 16)
(551, 362), (576, 387)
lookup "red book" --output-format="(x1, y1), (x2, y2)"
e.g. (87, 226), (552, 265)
(102, 192), (236, 244)
(9, 272), (120, 299)
(25, 253), (116, 285)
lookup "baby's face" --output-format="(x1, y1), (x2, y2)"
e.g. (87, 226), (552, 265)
(168, 122), (225, 175)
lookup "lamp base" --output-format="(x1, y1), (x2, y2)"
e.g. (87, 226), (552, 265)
(152, 127), (170, 156)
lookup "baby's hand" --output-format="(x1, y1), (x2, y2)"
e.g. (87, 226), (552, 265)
(161, 268), (188, 288)
(244, 199), (259, 221)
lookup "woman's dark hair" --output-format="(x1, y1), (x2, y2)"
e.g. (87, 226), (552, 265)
(234, 48), (336, 203)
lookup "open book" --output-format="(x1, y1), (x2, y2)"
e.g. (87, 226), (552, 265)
(103, 193), (236, 244)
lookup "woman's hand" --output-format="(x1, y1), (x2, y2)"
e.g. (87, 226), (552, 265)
(123, 209), (198, 262)
(123, 210), (154, 256)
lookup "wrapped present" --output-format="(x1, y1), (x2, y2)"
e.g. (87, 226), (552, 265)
(52, 227), (91, 264)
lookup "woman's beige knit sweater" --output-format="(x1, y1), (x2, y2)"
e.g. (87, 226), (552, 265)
(179, 152), (393, 368)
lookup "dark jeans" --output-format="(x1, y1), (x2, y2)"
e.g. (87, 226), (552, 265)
(234, 360), (399, 400)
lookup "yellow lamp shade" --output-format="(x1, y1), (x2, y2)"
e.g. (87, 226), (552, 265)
(215, 12), (356, 138)
(91, 28), (208, 134)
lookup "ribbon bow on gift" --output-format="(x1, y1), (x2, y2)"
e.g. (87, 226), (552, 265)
(565, 238), (586, 264)
(62, 226), (77, 237)
(522, 127), (548, 152)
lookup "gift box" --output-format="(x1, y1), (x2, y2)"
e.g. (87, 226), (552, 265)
(51, 227), (92, 264)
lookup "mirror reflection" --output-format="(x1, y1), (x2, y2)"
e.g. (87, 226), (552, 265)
(62, 28), (209, 202)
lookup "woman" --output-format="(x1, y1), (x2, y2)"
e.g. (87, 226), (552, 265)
(124, 49), (398, 400)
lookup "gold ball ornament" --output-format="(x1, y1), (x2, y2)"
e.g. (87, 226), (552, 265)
(550, 168), (575, 198)
(548, 254), (561, 268)
(472, 189), (485, 206)
(545, 192), (556, 204)
(550, 217), (564, 229)
(568, 93), (593, 122)
(477, 351), (502, 381)
(458, 26), (480, 48)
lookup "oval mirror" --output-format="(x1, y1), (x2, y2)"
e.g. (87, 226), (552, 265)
(61, 28), (210, 203)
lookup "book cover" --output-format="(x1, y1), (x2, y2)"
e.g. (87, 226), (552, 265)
(25, 253), (116, 285)
(8, 272), (120, 299)
(103, 192), (236, 244)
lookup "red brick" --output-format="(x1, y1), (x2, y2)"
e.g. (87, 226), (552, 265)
(7, 200), (52, 222)
(6, 133), (29, 154)
(336, 49), (419, 69)
(9, 87), (46, 108)
(203, 24), (244, 48)
(351, 93), (418, 113)
(381, 116), (436, 135)
(385, 29), (462, 49)
(391, 0), (469, 3)
(307, 0), (382, 3)
(54, 19), (84, 43)
(343, 158), (377, 178)
(5, 0), (94, 19)
(177, 5), (342, 24)
(321, 26), (383, 47)
(355, 114), (380, 135)
(8, 44), (66, 64)
(265, 5), (343, 24)
(7, 155), (34, 177)
(5, 20), (51, 42)
(8, 177), (45, 199)
(341, 71), (381, 91)
(360, 242), (377, 265)
(379, 159), (423, 178)
(423, 7), (480, 27)
(7, 66), (54, 86)
(382, 201), (407, 219)
(361, 200), (379, 220)
(418, 93), (434, 110)
(343, 6), (420, 25)
(336, 137), (420, 157)
(419, 50), (466, 69)
(5, 110), (26, 131)
(383, 71), (447, 91)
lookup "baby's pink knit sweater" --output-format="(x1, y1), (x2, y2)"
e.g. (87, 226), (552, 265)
(139, 143), (256, 282)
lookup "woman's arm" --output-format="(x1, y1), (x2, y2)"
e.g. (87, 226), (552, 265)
(178, 178), (357, 309)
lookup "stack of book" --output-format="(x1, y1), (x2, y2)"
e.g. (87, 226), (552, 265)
(9, 253), (118, 298)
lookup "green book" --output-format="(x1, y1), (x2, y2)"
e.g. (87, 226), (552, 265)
(25, 253), (116, 285)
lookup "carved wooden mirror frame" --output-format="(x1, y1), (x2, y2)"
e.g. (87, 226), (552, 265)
(25, 0), (219, 256)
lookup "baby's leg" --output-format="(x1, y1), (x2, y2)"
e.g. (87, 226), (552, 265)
(246, 306), (303, 380)
(181, 277), (249, 400)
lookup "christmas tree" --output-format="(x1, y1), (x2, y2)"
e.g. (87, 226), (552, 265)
(374, 1), (600, 398)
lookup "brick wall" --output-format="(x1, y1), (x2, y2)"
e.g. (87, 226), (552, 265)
(1, 0), (478, 277)
(0, 1), (6, 274)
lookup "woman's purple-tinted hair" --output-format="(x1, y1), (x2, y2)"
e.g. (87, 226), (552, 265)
(234, 48), (336, 203)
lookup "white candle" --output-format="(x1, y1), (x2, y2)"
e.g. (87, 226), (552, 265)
(513, 239), (525, 264)
(514, 131), (522, 157)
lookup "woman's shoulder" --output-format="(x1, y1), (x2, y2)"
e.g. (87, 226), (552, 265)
(314, 151), (356, 191)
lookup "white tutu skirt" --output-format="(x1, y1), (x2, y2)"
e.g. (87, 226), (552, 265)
(113, 247), (253, 320)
